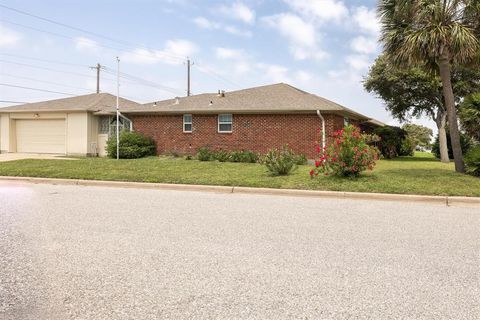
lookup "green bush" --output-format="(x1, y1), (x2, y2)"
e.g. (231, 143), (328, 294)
(212, 150), (230, 162)
(294, 154), (308, 165)
(400, 137), (415, 156)
(465, 146), (480, 177)
(106, 131), (156, 159)
(230, 150), (258, 163)
(263, 145), (297, 176)
(196, 147), (212, 161)
(373, 126), (407, 159)
(431, 132), (473, 159)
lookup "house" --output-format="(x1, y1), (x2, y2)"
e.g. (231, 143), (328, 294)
(0, 93), (139, 157)
(0, 83), (383, 158)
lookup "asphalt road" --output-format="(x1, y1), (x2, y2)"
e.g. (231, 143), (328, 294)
(0, 181), (479, 320)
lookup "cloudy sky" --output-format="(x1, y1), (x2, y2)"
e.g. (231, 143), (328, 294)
(0, 0), (435, 130)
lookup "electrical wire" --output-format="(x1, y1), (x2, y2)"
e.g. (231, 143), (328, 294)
(0, 100), (28, 104)
(0, 83), (76, 96)
(0, 73), (93, 92)
(0, 52), (89, 68)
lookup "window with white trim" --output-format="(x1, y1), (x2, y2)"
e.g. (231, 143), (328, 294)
(183, 114), (192, 132)
(344, 117), (350, 127)
(218, 114), (232, 133)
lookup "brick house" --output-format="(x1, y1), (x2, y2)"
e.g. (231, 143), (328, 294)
(0, 83), (383, 158)
(122, 83), (382, 158)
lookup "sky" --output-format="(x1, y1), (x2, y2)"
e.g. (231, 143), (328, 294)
(0, 0), (436, 132)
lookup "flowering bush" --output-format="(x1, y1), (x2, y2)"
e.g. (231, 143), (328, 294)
(310, 125), (379, 178)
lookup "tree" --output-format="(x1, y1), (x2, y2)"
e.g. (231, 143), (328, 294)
(402, 124), (433, 149)
(373, 126), (408, 159)
(459, 93), (480, 142)
(364, 55), (480, 162)
(378, 0), (480, 173)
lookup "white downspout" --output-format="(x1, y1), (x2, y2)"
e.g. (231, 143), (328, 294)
(316, 110), (326, 152)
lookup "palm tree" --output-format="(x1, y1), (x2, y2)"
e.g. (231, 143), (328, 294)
(378, 0), (480, 173)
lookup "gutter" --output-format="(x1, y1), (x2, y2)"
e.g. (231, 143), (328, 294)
(316, 110), (326, 152)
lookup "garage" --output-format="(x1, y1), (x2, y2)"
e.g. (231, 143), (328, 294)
(16, 119), (66, 154)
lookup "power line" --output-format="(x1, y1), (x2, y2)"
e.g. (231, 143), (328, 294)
(0, 59), (96, 78)
(0, 52), (89, 68)
(0, 5), (186, 61)
(194, 63), (244, 90)
(0, 73), (93, 92)
(0, 83), (76, 96)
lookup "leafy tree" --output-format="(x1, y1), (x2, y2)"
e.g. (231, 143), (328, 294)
(378, 0), (480, 173)
(432, 132), (473, 160)
(374, 126), (407, 159)
(459, 93), (480, 142)
(402, 124), (433, 149)
(365, 56), (480, 162)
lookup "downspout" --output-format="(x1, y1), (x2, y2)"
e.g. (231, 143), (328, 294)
(316, 110), (325, 152)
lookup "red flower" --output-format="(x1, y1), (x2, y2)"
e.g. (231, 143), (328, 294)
(315, 161), (321, 167)
(309, 169), (315, 176)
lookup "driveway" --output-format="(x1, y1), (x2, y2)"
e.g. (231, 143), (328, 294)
(0, 153), (76, 162)
(0, 181), (479, 319)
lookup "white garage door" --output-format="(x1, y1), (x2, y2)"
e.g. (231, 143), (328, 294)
(16, 119), (66, 154)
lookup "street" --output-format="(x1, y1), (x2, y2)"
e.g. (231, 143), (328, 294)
(0, 180), (479, 319)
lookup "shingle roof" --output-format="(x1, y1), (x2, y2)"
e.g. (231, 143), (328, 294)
(124, 83), (370, 120)
(0, 93), (141, 113)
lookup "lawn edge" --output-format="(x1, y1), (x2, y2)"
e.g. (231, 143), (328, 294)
(1, 175), (479, 208)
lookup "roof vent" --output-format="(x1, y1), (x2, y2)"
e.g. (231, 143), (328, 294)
(209, 101), (213, 106)
(153, 102), (157, 107)
(174, 97), (180, 105)
(220, 90), (225, 98)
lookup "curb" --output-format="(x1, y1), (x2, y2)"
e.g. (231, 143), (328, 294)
(1, 176), (479, 208)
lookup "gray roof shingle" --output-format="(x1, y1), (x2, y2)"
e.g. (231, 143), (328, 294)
(0, 93), (141, 113)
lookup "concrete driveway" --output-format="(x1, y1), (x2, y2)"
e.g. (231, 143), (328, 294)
(0, 181), (479, 319)
(0, 153), (76, 162)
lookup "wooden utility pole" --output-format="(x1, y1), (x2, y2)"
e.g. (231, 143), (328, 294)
(90, 63), (101, 93)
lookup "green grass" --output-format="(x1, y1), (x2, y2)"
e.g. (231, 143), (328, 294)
(0, 152), (479, 197)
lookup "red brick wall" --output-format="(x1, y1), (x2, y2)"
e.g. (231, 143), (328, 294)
(131, 113), (346, 158)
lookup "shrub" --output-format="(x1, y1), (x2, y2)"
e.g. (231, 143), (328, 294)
(373, 126), (407, 159)
(294, 154), (308, 165)
(106, 131), (156, 159)
(212, 150), (230, 162)
(465, 146), (480, 177)
(263, 145), (297, 176)
(400, 136), (415, 156)
(311, 125), (379, 178)
(196, 146), (212, 161)
(431, 132), (473, 159)
(229, 150), (258, 163)
(185, 155), (194, 160)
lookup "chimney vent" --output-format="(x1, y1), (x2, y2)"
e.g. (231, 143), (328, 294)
(174, 97), (180, 105)
(220, 90), (225, 98)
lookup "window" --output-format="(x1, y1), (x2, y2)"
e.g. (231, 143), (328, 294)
(99, 116), (110, 134)
(344, 117), (350, 127)
(99, 116), (132, 136)
(183, 114), (192, 132)
(218, 114), (232, 133)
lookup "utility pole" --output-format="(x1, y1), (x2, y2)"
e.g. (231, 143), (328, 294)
(90, 63), (102, 93)
(186, 58), (193, 96)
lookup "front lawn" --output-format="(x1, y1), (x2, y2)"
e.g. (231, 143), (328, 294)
(0, 152), (479, 197)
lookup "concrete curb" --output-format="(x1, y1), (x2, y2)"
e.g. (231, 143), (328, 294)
(1, 176), (479, 207)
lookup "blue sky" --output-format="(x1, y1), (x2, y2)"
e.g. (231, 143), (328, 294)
(0, 0), (435, 131)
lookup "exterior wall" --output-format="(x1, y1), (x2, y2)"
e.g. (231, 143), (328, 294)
(87, 113), (99, 156)
(0, 114), (11, 153)
(131, 113), (347, 158)
(97, 134), (109, 157)
(66, 113), (88, 156)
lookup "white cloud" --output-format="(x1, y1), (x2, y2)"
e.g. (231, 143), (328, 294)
(294, 70), (313, 84)
(263, 13), (327, 61)
(257, 63), (291, 83)
(352, 6), (380, 36)
(285, 0), (348, 23)
(122, 39), (197, 65)
(215, 47), (246, 60)
(0, 25), (22, 48)
(74, 37), (100, 53)
(219, 2), (255, 25)
(193, 16), (252, 37)
(345, 54), (370, 71)
(350, 36), (378, 54)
